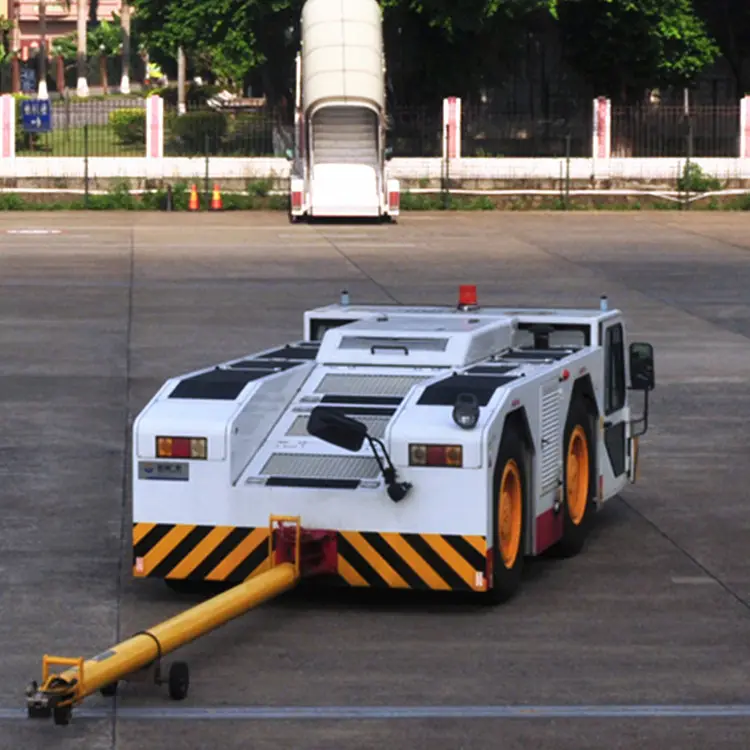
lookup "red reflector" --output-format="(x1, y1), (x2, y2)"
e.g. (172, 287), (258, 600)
(458, 284), (477, 307)
(171, 438), (191, 458)
(426, 445), (445, 466)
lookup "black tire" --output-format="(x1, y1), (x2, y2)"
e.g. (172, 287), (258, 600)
(100, 682), (118, 697)
(554, 397), (596, 558)
(53, 705), (72, 726)
(168, 661), (189, 701)
(485, 424), (527, 604)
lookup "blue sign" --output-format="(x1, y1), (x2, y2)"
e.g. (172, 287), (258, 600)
(22, 99), (52, 133)
(20, 68), (36, 93)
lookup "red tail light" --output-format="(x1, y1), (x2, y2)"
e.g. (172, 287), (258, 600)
(409, 444), (463, 467)
(156, 436), (207, 460)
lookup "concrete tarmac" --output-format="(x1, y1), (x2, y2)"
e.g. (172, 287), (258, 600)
(1, 211), (750, 749)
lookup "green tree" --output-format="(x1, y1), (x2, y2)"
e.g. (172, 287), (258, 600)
(693, 0), (750, 96)
(130, 0), (301, 96)
(556, 0), (720, 103)
(129, 0), (556, 103)
(380, 0), (557, 104)
(52, 15), (141, 60)
(128, 0), (727, 107)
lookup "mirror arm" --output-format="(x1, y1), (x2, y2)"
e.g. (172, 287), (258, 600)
(365, 435), (412, 502)
(628, 387), (649, 438)
(365, 435), (391, 477)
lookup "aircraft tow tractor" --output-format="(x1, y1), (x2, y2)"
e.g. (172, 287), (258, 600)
(25, 517), (334, 726)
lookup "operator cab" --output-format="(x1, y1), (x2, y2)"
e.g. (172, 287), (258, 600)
(314, 314), (519, 369)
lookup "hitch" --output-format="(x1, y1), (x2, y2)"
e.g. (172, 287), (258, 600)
(269, 515), (338, 578)
(26, 656), (84, 725)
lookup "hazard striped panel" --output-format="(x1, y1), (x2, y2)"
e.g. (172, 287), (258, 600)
(132, 523), (271, 582)
(132, 524), (488, 592)
(337, 531), (487, 592)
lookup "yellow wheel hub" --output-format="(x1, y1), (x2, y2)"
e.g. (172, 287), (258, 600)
(498, 459), (522, 569)
(566, 425), (589, 525)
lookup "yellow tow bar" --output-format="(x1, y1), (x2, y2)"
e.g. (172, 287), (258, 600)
(26, 516), (317, 725)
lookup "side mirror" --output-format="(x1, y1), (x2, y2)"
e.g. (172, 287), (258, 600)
(307, 407), (367, 453)
(629, 342), (655, 391)
(384, 146), (393, 161)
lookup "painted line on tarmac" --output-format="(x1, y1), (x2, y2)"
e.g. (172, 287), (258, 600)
(5, 705), (750, 721)
(5, 229), (62, 235)
(334, 242), (418, 248)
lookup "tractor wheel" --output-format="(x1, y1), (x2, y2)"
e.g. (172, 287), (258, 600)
(555, 397), (596, 558)
(486, 425), (527, 604)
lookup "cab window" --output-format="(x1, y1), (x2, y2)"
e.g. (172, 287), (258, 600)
(605, 323), (625, 414)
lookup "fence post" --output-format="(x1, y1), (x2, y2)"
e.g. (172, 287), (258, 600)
(591, 96), (611, 180)
(740, 95), (750, 159)
(84, 123), (89, 208)
(442, 97), (461, 208)
(442, 96), (461, 160)
(146, 94), (164, 160)
(0, 94), (16, 161)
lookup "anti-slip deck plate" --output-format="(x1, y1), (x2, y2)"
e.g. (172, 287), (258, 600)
(315, 374), (432, 397)
(260, 453), (381, 480)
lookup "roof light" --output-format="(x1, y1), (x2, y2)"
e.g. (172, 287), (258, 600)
(600, 295), (608, 311)
(458, 284), (478, 310)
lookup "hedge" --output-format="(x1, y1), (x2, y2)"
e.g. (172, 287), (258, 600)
(109, 107), (146, 146)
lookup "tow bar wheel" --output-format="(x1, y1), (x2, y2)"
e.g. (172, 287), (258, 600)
(168, 661), (190, 701)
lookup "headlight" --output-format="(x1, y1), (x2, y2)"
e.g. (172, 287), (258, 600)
(452, 393), (479, 430)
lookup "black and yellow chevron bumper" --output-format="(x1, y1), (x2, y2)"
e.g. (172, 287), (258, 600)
(133, 523), (488, 592)
(336, 531), (487, 592)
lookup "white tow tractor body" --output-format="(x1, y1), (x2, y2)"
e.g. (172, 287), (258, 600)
(288, 0), (399, 221)
(132, 288), (654, 602)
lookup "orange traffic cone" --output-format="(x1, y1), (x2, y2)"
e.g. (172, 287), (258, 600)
(210, 183), (223, 211)
(188, 183), (199, 211)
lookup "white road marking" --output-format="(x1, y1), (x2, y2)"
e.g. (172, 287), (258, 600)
(7, 704), (750, 721)
(6, 229), (62, 235)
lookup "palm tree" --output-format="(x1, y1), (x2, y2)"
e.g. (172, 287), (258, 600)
(77, 0), (88, 96)
(38, 0), (48, 97)
(120, 1), (130, 93)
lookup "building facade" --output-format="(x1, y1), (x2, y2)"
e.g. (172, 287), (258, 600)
(10, 1), (120, 59)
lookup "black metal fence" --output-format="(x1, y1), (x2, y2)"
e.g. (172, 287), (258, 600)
(388, 106), (443, 157)
(611, 104), (741, 158)
(16, 96), (147, 156)
(460, 105), (593, 158)
(162, 102), (283, 157)
(6, 95), (748, 159)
